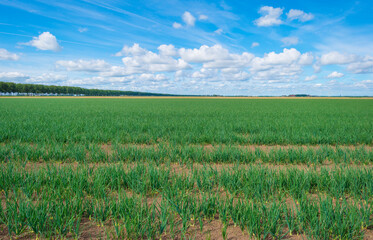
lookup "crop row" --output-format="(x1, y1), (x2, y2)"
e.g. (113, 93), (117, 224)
(1, 163), (372, 202)
(1, 182), (372, 239)
(1, 142), (372, 164)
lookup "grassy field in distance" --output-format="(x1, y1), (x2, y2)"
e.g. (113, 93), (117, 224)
(0, 97), (372, 239)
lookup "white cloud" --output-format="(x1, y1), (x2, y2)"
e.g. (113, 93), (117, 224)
(299, 52), (314, 65)
(179, 45), (230, 63)
(122, 54), (190, 73)
(179, 44), (254, 70)
(313, 83), (323, 87)
(138, 73), (168, 81)
(251, 48), (301, 67)
(254, 6), (283, 27)
(199, 14), (208, 20)
(327, 71), (344, 78)
(27, 73), (68, 84)
(281, 37), (299, 46)
(214, 28), (223, 34)
(313, 64), (321, 73)
(78, 27), (88, 33)
(249, 48), (311, 82)
(38, 43), (371, 95)
(158, 44), (177, 56)
(221, 71), (251, 81)
(251, 42), (259, 48)
(0, 72), (68, 86)
(99, 66), (128, 77)
(346, 56), (373, 74)
(353, 80), (373, 88)
(119, 44), (191, 73)
(305, 75), (317, 81)
(182, 11), (196, 26)
(0, 72), (28, 79)
(115, 43), (147, 57)
(320, 51), (357, 65)
(192, 68), (218, 79)
(25, 32), (61, 51)
(0, 48), (20, 61)
(172, 22), (182, 29)
(56, 59), (110, 72)
(286, 9), (314, 22)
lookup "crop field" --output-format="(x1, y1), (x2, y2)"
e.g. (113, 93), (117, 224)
(0, 98), (372, 239)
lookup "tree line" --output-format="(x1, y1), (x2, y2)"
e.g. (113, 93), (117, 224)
(0, 81), (172, 96)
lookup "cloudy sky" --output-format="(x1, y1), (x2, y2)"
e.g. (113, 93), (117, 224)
(0, 0), (373, 95)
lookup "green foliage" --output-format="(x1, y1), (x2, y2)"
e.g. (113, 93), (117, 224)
(0, 81), (173, 96)
(0, 98), (372, 239)
(0, 98), (372, 145)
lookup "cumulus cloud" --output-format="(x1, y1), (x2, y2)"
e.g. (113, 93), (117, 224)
(251, 48), (301, 66)
(179, 45), (230, 63)
(179, 44), (254, 70)
(353, 80), (373, 88)
(199, 14), (208, 20)
(98, 66), (128, 77)
(137, 73), (168, 81)
(56, 59), (111, 72)
(111, 44), (317, 86)
(327, 71), (344, 78)
(0, 72), (67, 86)
(299, 53), (314, 65)
(27, 73), (68, 84)
(305, 75), (317, 81)
(0, 48), (20, 61)
(172, 22), (182, 29)
(119, 44), (191, 74)
(254, 6), (283, 27)
(318, 52), (373, 74)
(158, 44), (178, 56)
(281, 37), (299, 46)
(346, 56), (373, 74)
(122, 54), (190, 73)
(115, 43), (147, 57)
(182, 11), (196, 26)
(313, 64), (321, 73)
(0, 72), (28, 80)
(25, 32), (61, 51)
(249, 48), (313, 82)
(251, 42), (259, 48)
(44, 43), (373, 95)
(286, 9), (314, 22)
(320, 51), (357, 65)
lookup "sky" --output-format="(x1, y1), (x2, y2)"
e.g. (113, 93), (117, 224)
(0, 0), (373, 96)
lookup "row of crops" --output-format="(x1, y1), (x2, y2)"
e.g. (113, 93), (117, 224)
(0, 163), (372, 239)
(1, 142), (372, 164)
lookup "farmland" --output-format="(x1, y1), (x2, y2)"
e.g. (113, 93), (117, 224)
(0, 98), (372, 239)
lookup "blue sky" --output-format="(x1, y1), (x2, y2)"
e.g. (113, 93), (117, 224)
(0, 0), (372, 95)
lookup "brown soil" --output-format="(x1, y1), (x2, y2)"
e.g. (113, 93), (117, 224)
(365, 229), (373, 240)
(196, 144), (373, 151)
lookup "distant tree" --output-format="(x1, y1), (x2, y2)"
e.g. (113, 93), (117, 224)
(0, 81), (174, 96)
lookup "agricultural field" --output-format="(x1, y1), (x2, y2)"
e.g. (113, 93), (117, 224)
(0, 98), (372, 239)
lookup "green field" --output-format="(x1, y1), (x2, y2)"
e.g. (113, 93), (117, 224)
(0, 98), (372, 239)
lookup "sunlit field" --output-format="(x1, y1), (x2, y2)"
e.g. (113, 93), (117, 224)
(0, 98), (372, 239)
